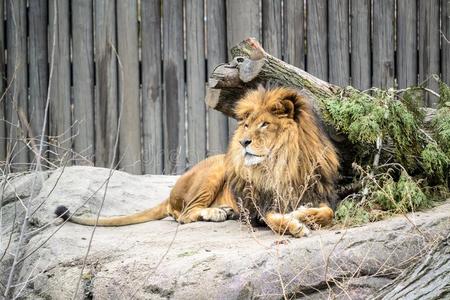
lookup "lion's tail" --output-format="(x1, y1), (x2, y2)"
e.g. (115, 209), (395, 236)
(54, 198), (170, 227)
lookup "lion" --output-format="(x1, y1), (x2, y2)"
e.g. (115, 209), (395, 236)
(55, 86), (340, 237)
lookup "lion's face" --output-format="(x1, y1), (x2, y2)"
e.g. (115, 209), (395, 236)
(234, 110), (290, 166)
(229, 87), (302, 168)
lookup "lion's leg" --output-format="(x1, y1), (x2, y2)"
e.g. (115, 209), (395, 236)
(178, 187), (239, 224)
(176, 185), (235, 224)
(265, 212), (310, 238)
(290, 204), (334, 227)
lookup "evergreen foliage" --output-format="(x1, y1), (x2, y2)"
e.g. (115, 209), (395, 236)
(319, 79), (450, 226)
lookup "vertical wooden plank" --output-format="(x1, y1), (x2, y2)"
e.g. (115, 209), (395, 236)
(116, 0), (142, 174)
(141, 0), (163, 174)
(328, 0), (350, 86)
(419, 0), (440, 107)
(0, 0), (6, 162)
(163, 0), (185, 174)
(29, 0), (48, 166)
(262, 0), (282, 58)
(283, 0), (305, 69)
(372, 0), (395, 88)
(307, 0), (328, 81)
(72, 0), (95, 164)
(350, 0), (371, 90)
(6, 0), (28, 170)
(226, 0), (260, 138)
(48, 0), (71, 165)
(207, 0), (228, 155)
(443, 0), (450, 85)
(94, 0), (118, 168)
(186, 0), (206, 167)
(226, 0), (260, 50)
(397, 0), (417, 88)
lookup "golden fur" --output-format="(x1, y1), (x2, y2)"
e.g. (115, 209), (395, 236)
(56, 86), (339, 237)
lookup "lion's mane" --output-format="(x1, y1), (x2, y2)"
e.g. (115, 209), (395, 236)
(225, 86), (340, 223)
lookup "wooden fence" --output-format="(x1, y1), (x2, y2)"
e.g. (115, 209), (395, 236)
(0, 0), (448, 175)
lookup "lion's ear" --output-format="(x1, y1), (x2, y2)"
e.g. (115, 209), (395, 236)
(274, 91), (303, 121)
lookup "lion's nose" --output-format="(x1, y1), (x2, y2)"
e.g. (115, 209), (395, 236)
(240, 138), (252, 147)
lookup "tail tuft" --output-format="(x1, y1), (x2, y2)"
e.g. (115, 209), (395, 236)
(55, 205), (71, 221)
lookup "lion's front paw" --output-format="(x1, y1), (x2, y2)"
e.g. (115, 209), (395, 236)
(200, 207), (229, 222)
(290, 206), (334, 227)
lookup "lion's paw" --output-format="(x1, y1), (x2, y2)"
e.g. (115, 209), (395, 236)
(200, 207), (229, 222)
(290, 206), (334, 227)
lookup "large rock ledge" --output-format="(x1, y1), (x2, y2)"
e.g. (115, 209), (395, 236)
(1, 166), (449, 299)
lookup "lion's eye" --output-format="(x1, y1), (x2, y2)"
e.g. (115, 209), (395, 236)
(261, 122), (269, 128)
(244, 123), (249, 129)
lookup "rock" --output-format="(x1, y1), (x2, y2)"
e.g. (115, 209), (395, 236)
(1, 166), (450, 299)
(1, 171), (50, 206)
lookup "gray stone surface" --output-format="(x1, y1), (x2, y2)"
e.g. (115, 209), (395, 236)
(1, 166), (450, 299)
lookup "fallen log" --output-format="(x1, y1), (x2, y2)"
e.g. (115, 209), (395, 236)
(206, 37), (341, 119)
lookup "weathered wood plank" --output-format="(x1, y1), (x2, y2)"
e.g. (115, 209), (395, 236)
(207, 0), (228, 155)
(350, 0), (371, 90)
(6, 0), (28, 170)
(72, 0), (94, 164)
(116, 0), (142, 174)
(443, 0), (450, 85)
(48, 0), (71, 165)
(141, 0), (163, 174)
(283, 0), (305, 69)
(372, 0), (395, 88)
(419, 0), (440, 107)
(328, 0), (350, 86)
(94, 0), (118, 168)
(397, 0), (417, 89)
(163, 0), (185, 174)
(262, 0), (282, 58)
(28, 0), (48, 166)
(186, 0), (206, 167)
(226, 0), (260, 138)
(307, 0), (328, 81)
(0, 0), (6, 163)
(226, 0), (260, 52)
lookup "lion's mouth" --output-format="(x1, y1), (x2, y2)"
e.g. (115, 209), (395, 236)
(244, 151), (265, 166)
